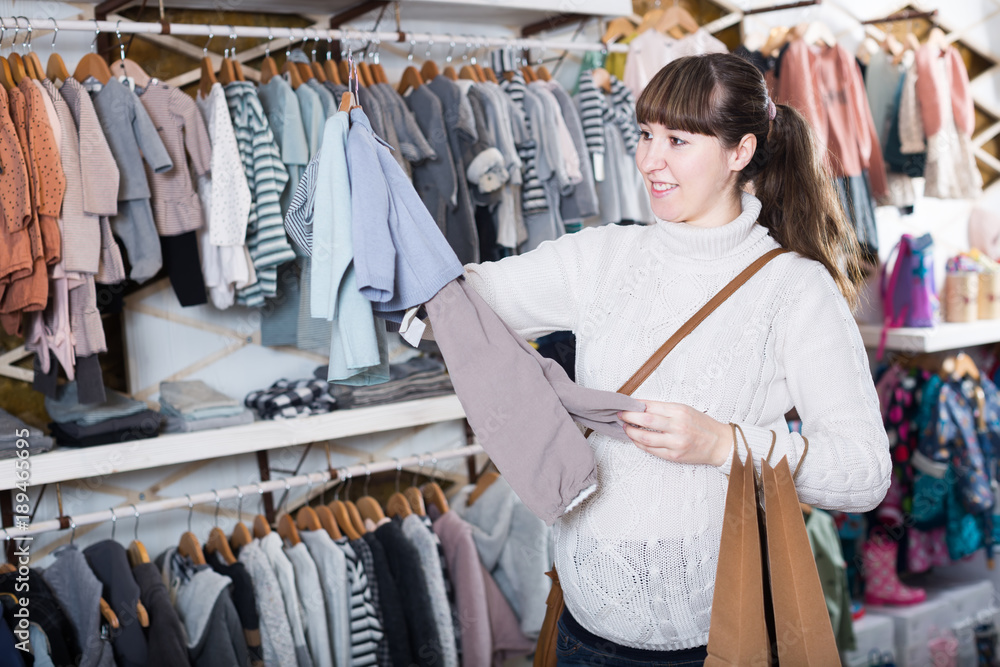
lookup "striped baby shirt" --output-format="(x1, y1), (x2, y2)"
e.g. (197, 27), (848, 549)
(335, 537), (384, 666)
(224, 81), (295, 306)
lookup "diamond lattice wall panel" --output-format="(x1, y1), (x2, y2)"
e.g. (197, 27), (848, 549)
(935, 0), (1000, 36)
(953, 9), (1000, 61)
(972, 65), (1000, 119)
(830, 0), (911, 23)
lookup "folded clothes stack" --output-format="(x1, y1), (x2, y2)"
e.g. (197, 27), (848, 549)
(45, 383), (161, 447)
(159, 381), (254, 433)
(319, 356), (454, 409)
(244, 379), (338, 420)
(0, 408), (54, 458)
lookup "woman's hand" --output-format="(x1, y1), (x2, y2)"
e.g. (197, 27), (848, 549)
(620, 401), (732, 467)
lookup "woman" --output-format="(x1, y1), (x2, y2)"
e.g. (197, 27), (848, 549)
(464, 53), (891, 665)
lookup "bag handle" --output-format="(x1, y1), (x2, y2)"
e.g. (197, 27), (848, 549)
(617, 248), (790, 396)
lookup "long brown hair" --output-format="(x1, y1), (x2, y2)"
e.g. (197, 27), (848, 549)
(635, 53), (864, 309)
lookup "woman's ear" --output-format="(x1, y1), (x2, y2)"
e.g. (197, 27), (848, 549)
(730, 133), (757, 172)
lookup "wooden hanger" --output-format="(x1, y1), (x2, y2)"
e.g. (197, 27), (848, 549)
(46, 52), (69, 83)
(474, 62), (487, 82)
(761, 26), (790, 58)
(927, 26), (947, 52)
(521, 65), (536, 82)
(136, 601), (150, 628)
(218, 56), (236, 86)
(178, 531), (207, 566)
(73, 52), (112, 85)
(591, 67), (611, 93)
(0, 563), (15, 574)
(421, 59), (440, 82)
(260, 54), (279, 84)
(198, 57), (218, 98)
(253, 513), (271, 538)
(603, 16), (638, 45)
(404, 486), (427, 517)
(100, 598), (120, 630)
(459, 65), (479, 82)
(357, 496), (386, 524)
(311, 60), (327, 83)
(127, 539), (150, 567)
(9, 53), (27, 84)
(339, 91), (359, 114)
(345, 500), (367, 535)
(358, 62), (375, 87)
(483, 67), (498, 83)
(329, 499), (361, 540)
(0, 59), (15, 91)
(206, 526), (238, 564)
(535, 66), (551, 82)
(386, 492), (413, 518)
(397, 65), (423, 95)
(25, 52), (44, 80)
(655, 5), (700, 39)
(338, 60), (350, 86)
(279, 60), (303, 90)
(295, 62), (314, 83)
(296, 505), (322, 532)
(324, 59), (342, 85)
(466, 470), (500, 507)
(110, 58), (151, 88)
(636, 7), (665, 36)
(372, 63), (389, 84)
(230, 521), (253, 551)
(315, 505), (343, 540)
(278, 514), (301, 546)
(423, 482), (450, 515)
(443, 65), (457, 81)
(800, 502), (813, 516)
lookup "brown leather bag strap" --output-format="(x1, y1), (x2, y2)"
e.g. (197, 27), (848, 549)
(617, 248), (790, 397)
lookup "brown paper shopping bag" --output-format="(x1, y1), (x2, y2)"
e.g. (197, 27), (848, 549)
(704, 436), (772, 666)
(707, 427), (839, 666)
(762, 456), (840, 666)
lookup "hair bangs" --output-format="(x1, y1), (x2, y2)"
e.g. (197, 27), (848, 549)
(636, 57), (723, 137)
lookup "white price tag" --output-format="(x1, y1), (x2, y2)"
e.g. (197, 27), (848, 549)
(399, 307), (426, 348)
(593, 153), (605, 182)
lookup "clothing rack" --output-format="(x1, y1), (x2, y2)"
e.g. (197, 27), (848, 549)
(1, 444), (482, 540)
(861, 9), (938, 25)
(0, 17), (631, 53)
(742, 0), (822, 16)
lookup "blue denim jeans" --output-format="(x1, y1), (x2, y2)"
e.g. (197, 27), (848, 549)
(556, 611), (708, 666)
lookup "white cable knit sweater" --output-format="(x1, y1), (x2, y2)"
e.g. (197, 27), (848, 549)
(464, 192), (891, 651)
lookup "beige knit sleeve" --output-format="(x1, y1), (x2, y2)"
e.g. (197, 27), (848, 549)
(464, 225), (614, 341)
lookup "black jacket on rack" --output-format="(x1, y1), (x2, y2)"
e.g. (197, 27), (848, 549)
(132, 562), (190, 667)
(0, 568), (78, 666)
(83, 541), (148, 667)
(375, 521), (443, 667)
(363, 532), (413, 665)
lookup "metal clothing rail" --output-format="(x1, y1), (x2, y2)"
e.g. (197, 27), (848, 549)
(2, 444), (483, 539)
(0, 18), (632, 53)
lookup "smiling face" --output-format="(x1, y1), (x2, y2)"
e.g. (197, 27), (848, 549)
(636, 123), (756, 228)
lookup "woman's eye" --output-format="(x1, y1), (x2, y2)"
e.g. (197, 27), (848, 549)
(640, 130), (653, 141)
(670, 136), (686, 146)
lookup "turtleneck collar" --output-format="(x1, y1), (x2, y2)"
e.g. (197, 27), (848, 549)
(653, 192), (769, 261)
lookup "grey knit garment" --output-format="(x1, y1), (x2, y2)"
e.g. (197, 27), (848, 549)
(239, 540), (298, 667)
(401, 515), (459, 667)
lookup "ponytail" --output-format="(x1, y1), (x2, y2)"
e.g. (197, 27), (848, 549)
(637, 54), (866, 310)
(753, 104), (865, 309)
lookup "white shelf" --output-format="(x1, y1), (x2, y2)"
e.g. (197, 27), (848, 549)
(2, 395), (465, 491)
(857, 320), (1000, 353)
